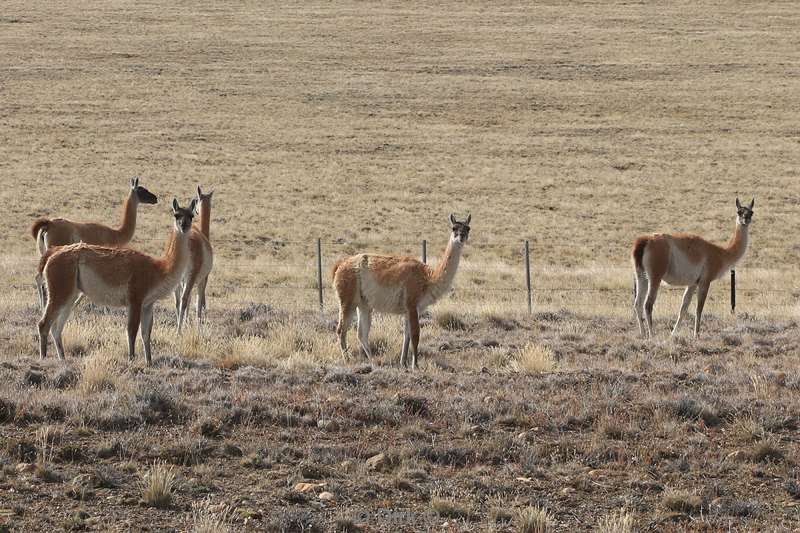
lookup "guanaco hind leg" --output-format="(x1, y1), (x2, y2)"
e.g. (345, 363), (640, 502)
(400, 317), (411, 367)
(356, 306), (372, 359)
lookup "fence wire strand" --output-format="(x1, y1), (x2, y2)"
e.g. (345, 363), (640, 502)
(4, 238), (797, 316)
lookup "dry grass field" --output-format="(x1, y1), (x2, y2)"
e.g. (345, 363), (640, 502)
(1, 1), (800, 531)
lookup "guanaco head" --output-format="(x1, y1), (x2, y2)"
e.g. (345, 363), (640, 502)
(130, 177), (158, 205)
(735, 197), (754, 226)
(196, 186), (214, 212)
(449, 213), (471, 244)
(172, 198), (197, 234)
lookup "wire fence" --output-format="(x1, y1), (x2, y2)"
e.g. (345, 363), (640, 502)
(3, 237), (797, 315)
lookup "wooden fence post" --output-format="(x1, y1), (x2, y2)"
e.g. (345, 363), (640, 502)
(316, 238), (323, 313)
(730, 269), (736, 314)
(421, 239), (427, 264)
(524, 240), (532, 314)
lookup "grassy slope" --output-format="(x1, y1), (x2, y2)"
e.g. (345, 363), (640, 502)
(1, 1), (799, 531)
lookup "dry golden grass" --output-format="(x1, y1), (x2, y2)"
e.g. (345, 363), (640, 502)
(78, 348), (133, 395)
(0, 0), (797, 343)
(597, 509), (634, 533)
(515, 505), (554, 533)
(140, 461), (176, 509)
(191, 499), (231, 533)
(509, 343), (557, 374)
(1, 1), (800, 531)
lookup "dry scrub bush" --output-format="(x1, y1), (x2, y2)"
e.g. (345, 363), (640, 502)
(140, 461), (176, 508)
(661, 489), (704, 515)
(597, 509), (634, 533)
(430, 496), (472, 520)
(79, 349), (132, 395)
(190, 323), (339, 370)
(34, 426), (59, 482)
(515, 505), (553, 533)
(509, 344), (555, 374)
(192, 498), (231, 533)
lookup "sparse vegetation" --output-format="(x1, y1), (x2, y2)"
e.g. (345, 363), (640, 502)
(1, 1), (799, 531)
(597, 509), (634, 533)
(191, 498), (231, 533)
(431, 496), (472, 520)
(509, 343), (556, 374)
(515, 505), (554, 533)
(661, 489), (705, 515)
(140, 462), (176, 509)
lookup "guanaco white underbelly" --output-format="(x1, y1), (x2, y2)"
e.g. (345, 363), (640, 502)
(77, 268), (130, 307)
(358, 271), (406, 314)
(662, 248), (704, 286)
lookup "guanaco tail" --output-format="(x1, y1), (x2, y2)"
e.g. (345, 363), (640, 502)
(37, 198), (196, 365)
(332, 213), (471, 370)
(632, 197), (754, 338)
(174, 186), (214, 332)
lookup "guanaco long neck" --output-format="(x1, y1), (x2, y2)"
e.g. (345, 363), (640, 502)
(159, 229), (191, 277)
(724, 221), (749, 267)
(116, 192), (139, 243)
(199, 199), (211, 240)
(428, 238), (464, 294)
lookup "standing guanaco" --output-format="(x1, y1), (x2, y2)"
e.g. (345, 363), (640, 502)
(632, 198), (754, 338)
(332, 214), (471, 369)
(31, 178), (158, 307)
(37, 198), (196, 365)
(175, 186), (213, 332)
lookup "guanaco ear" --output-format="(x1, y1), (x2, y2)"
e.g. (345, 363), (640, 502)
(189, 198), (198, 214)
(197, 186), (203, 198)
(131, 177), (138, 189)
(735, 197), (741, 209)
(748, 198), (755, 210)
(449, 213), (456, 225)
(172, 198), (179, 212)
(465, 214), (471, 225)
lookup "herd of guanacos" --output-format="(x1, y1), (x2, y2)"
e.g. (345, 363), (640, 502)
(30, 178), (755, 369)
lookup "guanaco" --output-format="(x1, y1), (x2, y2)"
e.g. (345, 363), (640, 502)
(332, 214), (471, 369)
(632, 198), (754, 338)
(37, 198), (196, 365)
(31, 178), (158, 307)
(174, 186), (213, 332)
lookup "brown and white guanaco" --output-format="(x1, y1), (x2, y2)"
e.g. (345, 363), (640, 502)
(31, 178), (158, 307)
(37, 198), (196, 365)
(174, 186), (214, 332)
(632, 198), (754, 338)
(332, 214), (470, 369)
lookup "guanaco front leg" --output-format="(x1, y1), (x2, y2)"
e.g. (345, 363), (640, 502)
(141, 303), (155, 366)
(196, 275), (209, 322)
(127, 301), (142, 361)
(173, 285), (182, 325)
(672, 285), (696, 336)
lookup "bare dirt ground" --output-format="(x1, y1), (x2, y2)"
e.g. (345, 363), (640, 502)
(1, 1), (800, 531)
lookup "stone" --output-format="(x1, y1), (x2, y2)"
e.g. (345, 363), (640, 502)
(726, 450), (748, 462)
(294, 482), (325, 493)
(366, 453), (388, 471)
(15, 463), (34, 474)
(317, 419), (339, 432)
(318, 491), (335, 502)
